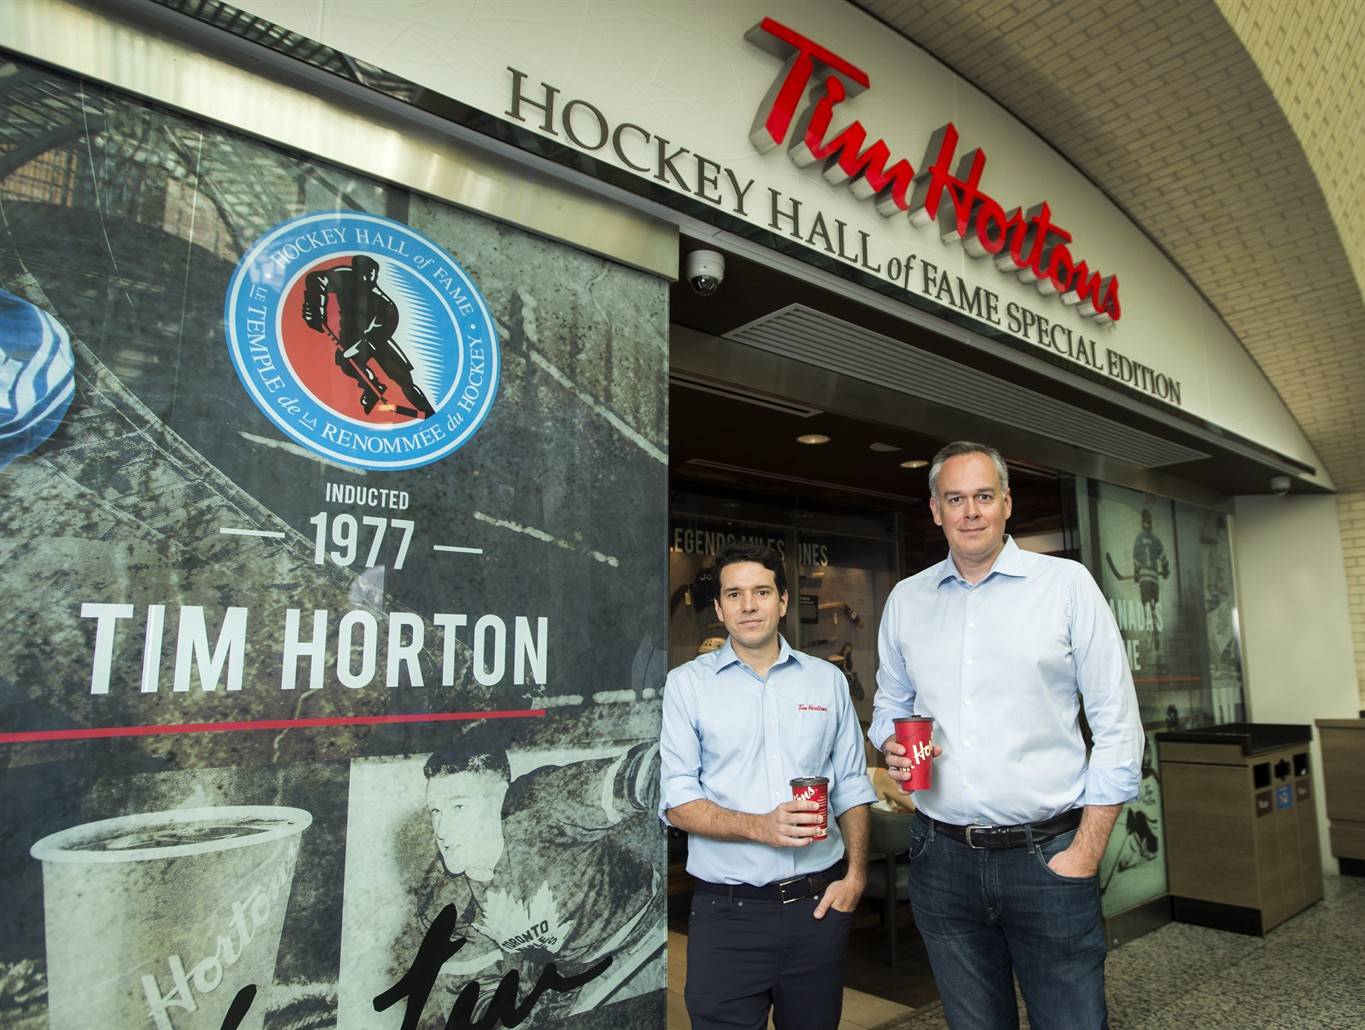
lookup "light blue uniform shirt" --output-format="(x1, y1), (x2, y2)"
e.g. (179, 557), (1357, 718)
(660, 636), (877, 886)
(869, 537), (1142, 826)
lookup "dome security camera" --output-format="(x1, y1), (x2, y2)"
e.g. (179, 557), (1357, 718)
(1269, 475), (1291, 496)
(684, 250), (725, 296)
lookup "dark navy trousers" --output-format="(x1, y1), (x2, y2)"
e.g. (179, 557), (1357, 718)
(684, 890), (853, 1029)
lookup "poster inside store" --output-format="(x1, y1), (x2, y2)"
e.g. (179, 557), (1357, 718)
(1075, 478), (1245, 918)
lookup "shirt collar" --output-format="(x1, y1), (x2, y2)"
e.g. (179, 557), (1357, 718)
(936, 535), (1029, 586)
(710, 634), (805, 674)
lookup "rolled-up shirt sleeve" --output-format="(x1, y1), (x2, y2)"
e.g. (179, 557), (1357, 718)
(829, 670), (877, 818)
(658, 668), (707, 824)
(1071, 568), (1143, 806)
(868, 587), (917, 752)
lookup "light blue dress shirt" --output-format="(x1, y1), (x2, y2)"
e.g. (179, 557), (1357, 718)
(660, 636), (877, 886)
(868, 537), (1142, 827)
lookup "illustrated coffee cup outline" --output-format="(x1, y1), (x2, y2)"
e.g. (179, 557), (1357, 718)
(32, 805), (312, 1030)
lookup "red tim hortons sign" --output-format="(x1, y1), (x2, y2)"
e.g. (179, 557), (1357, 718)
(746, 17), (1123, 324)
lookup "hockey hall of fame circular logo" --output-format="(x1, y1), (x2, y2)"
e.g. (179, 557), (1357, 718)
(224, 211), (500, 471)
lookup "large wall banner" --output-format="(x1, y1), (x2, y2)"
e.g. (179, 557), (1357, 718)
(0, 57), (668, 1029)
(1074, 479), (1246, 920)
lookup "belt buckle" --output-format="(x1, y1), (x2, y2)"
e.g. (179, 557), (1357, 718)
(776, 874), (808, 904)
(964, 824), (994, 849)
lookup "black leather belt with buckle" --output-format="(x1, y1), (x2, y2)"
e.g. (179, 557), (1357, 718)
(694, 862), (843, 903)
(934, 809), (1083, 850)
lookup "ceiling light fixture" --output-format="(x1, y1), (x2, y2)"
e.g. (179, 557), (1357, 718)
(796, 433), (831, 445)
(868, 442), (901, 453)
(900, 459), (928, 469)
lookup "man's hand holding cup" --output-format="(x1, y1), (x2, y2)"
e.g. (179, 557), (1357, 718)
(883, 717), (943, 792)
(755, 799), (823, 848)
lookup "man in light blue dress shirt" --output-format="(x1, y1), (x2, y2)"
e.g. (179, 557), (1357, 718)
(660, 541), (876, 1030)
(871, 441), (1142, 1030)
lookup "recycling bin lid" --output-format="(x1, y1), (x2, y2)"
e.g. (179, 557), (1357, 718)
(1155, 722), (1312, 755)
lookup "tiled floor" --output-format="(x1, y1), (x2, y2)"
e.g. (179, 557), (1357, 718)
(879, 874), (1365, 1030)
(666, 875), (1365, 1029)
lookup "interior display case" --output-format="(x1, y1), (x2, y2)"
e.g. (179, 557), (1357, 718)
(667, 493), (898, 723)
(667, 511), (794, 672)
(792, 530), (897, 724)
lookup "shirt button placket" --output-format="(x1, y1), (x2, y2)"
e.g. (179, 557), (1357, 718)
(766, 690), (783, 802)
(963, 596), (975, 764)
(964, 601), (975, 709)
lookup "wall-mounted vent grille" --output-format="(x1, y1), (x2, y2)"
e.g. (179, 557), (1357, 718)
(668, 370), (822, 418)
(725, 304), (1207, 469)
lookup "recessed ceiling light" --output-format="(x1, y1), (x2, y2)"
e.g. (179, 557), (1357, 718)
(868, 442), (901, 453)
(900, 459), (928, 469)
(796, 433), (831, 445)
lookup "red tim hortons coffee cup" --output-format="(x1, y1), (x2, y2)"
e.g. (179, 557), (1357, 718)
(893, 717), (935, 792)
(790, 776), (830, 840)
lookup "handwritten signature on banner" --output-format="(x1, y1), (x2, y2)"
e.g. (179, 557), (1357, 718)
(218, 904), (612, 1030)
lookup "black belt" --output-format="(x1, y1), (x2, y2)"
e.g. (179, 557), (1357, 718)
(930, 809), (1082, 850)
(694, 862), (842, 904)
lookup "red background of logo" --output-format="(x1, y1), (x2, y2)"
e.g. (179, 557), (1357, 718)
(280, 257), (414, 426)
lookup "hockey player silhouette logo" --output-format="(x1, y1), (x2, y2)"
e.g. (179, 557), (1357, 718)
(226, 212), (499, 471)
(300, 255), (435, 420)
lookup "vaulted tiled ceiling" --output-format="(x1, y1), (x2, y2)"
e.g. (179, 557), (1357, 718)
(850, 0), (1365, 492)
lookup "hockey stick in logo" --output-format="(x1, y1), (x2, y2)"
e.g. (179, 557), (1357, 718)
(318, 323), (421, 419)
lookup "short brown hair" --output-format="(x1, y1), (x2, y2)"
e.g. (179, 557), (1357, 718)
(712, 541), (787, 595)
(928, 441), (1009, 497)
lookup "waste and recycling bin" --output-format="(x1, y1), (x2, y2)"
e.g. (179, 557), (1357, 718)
(1315, 717), (1365, 876)
(1156, 722), (1321, 935)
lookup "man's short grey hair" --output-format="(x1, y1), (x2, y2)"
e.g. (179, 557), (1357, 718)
(928, 441), (1010, 497)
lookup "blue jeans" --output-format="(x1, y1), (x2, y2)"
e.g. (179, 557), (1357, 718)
(908, 813), (1109, 1030)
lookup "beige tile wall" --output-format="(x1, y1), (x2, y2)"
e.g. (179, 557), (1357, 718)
(1218, 0), (1365, 492)
(1335, 491), (1365, 711)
